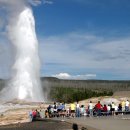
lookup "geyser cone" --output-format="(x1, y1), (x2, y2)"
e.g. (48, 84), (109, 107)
(1, 7), (44, 102)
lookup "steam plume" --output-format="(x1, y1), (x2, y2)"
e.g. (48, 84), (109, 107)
(0, 0), (44, 101)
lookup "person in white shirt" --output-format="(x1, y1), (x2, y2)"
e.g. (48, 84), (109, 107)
(88, 101), (93, 117)
(107, 104), (111, 115)
(111, 102), (115, 116)
(125, 100), (129, 111)
(76, 102), (80, 117)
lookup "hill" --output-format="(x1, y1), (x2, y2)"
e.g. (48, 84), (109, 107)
(0, 77), (130, 102)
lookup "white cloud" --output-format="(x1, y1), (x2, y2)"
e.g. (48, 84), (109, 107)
(39, 32), (130, 79)
(28, 0), (42, 6)
(52, 73), (96, 80)
(43, 0), (53, 5)
(39, 32), (130, 69)
(52, 73), (71, 79)
(0, 30), (130, 79)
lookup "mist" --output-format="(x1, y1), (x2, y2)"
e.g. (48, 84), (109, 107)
(0, 0), (44, 102)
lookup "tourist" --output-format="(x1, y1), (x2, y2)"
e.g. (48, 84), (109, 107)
(111, 102), (115, 116)
(118, 103), (122, 112)
(76, 101), (80, 117)
(32, 109), (37, 121)
(70, 103), (76, 117)
(121, 100), (125, 111)
(66, 108), (70, 117)
(107, 104), (111, 115)
(47, 105), (52, 117)
(125, 100), (129, 111)
(95, 101), (102, 117)
(60, 103), (66, 118)
(28, 110), (33, 122)
(39, 109), (45, 118)
(36, 109), (40, 118)
(88, 101), (93, 117)
(114, 104), (118, 115)
(57, 103), (63, 112)
(103, 104), (107, 116)
(80, 105), (85, 116)
(45, 110), (49, 118)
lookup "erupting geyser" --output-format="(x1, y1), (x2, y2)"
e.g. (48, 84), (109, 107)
(0, 0), (44, 102)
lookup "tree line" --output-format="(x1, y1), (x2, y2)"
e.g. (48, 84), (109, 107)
(49, 86), (113, 103)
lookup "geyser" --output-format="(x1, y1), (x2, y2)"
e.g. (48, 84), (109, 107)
(0, 1), (44, 102)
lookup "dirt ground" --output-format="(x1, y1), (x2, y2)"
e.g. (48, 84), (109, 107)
(0, 120), (74, 130)
(113, 91), (130, 97)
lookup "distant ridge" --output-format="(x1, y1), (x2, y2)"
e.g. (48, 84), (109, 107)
(0, 77), (130, 92)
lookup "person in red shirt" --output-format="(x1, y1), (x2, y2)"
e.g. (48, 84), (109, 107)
(103, 104), (107, 111)
(95, 101), (102, 117)
(32, 110), (37, 121)
(103, 104), (108, 116)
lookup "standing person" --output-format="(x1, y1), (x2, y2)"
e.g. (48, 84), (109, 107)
(125, 100), (129, 111)
(53, 102), (57, 117)
(32, 109), (37, 121)
(121, 100), (125, 111)
(107, 104), (111, 115)
(28, 110), (33, 122)
(70, 103), (76, 117)
(118, 103), (122, 112)
(95, 101), (102, 117)
(111, 102), (115, 116)
(88, 101), (93, 117)
(76, 102), (80, 117)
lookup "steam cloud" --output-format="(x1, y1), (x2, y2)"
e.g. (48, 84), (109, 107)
(0, 0), (44, 102)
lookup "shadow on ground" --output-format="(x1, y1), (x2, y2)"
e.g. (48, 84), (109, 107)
(0, 120), (73, 130)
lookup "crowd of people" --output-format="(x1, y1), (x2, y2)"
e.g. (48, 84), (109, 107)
(28, 99), (130, 121)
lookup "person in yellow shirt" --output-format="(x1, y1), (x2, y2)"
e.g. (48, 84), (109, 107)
(121, 100), (125, 111)
(70, 103), (76, 117)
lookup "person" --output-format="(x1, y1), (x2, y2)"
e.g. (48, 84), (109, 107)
(53, 102), (57, 117)
(76, 102), (80, 117)
(36, 109), (40, 118)
(47, 105), (52, 117)
(111, 102), (115, 116)
(60, 103), (66, 118)
(121, 100), (125, 111)
(95, 101), (102, 117)
(45, 110), (49, 118)
(39, 109), (45, 118)
(125, 100), (129, 111)
(103, 104), (107, 116)
(88, 101), (93, 117)
(70, 103), (76, 117)
(118, 103), (122, 112)
(57, 103), (63, 112)
(66, 108), (70, 117)
(80, 105), (85, 116)
(114, 104), (118, 115)
(32, 109), (37, 121)
(107, 104), (111, 115)
(28, 110), (33, 122)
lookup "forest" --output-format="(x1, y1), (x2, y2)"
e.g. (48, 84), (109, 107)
(41, 77), (130, 102)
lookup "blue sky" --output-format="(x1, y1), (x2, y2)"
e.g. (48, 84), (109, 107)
(0, 0), (130, 80)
